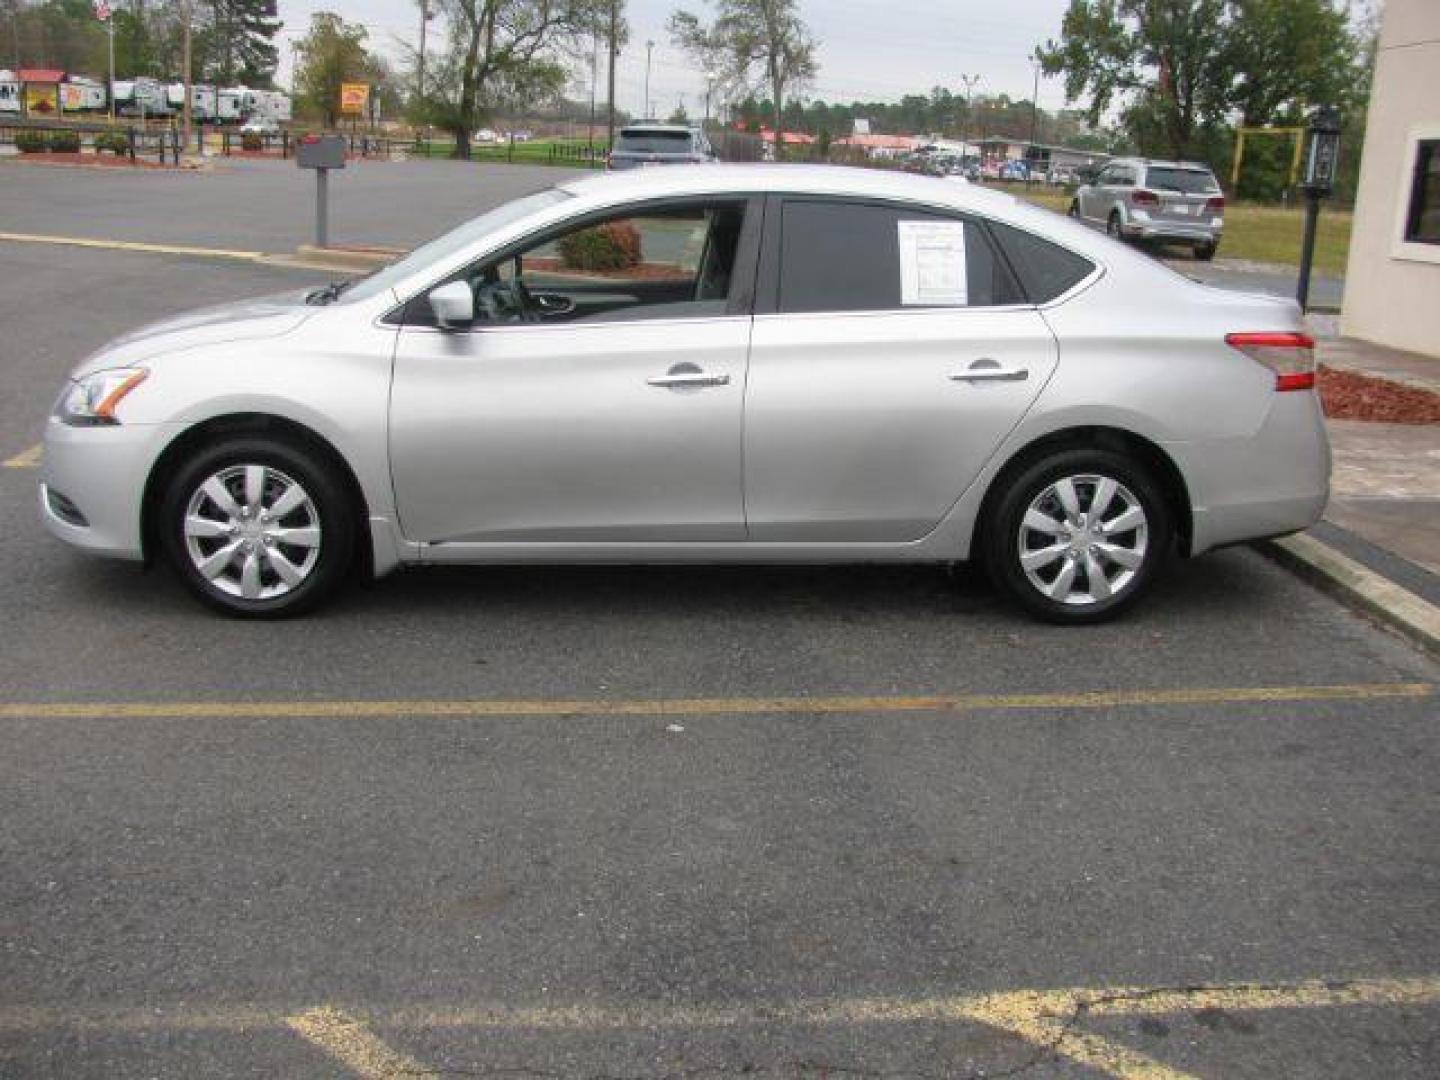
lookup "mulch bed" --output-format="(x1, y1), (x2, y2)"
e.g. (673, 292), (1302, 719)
(1318, 365), (1440, 424)
(7, 151), (182, 169)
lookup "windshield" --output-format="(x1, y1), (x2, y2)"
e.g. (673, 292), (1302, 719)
(1145, 167), (1219, 194)
(339, 188), (572, 303)
(616, 131), (694, 154)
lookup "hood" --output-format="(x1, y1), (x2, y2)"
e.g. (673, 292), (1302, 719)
(74, 289), (316, 376)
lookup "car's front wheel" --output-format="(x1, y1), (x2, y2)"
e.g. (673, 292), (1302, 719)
(983, 448), (1171, 624)
(1194, 240), (1218, 261)
(160, 436), (355, 618)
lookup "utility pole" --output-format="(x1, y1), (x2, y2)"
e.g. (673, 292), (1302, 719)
(959, 74), (979, 146)
(1027, 56), (1040, 184)
(644, 39), (653, 120)
(606, 0), (617, 149)
(417, 0), (429, 111)
(182, 0), (193, 153)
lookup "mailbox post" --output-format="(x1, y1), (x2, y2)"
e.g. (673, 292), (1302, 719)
(296, 134), (347, 248)
(1297, 106), (1341, 311)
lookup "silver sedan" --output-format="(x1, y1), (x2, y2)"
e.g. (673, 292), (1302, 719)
(40, 165), (1329, 622)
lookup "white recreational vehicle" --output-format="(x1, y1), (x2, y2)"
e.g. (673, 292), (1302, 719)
(61, 76), (107, 113)
(166, 82), (218, 121)
(216, 87), (243, 123)
(0, 71), (20, 115)
(115, 77), (170, 117)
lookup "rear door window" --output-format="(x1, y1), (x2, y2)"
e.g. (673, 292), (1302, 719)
(775, 200), (1024, 313)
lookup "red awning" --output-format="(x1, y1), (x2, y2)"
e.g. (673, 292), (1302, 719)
(18, 69), (66, 84)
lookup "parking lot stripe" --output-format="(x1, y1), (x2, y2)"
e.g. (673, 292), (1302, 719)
(0, 231), (265, 262)
(2, 443), (42, 469)
(0, 682), (1429, 722)
(286, 1007), (440, 1079)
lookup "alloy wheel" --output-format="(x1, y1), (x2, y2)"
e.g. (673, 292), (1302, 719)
(181, 464), (322, 601)
(1016, 474), (1148, 606)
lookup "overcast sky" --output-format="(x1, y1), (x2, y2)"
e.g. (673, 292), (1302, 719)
(274, 0), (1074, 119)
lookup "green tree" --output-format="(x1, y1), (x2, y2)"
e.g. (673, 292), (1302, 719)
(205, 0), (279, 86)
(294, 11), (381, 126)
(1036, 0), (1233, 160)
(1227, 0), (1362, 125)
(669, 0), (816, 157)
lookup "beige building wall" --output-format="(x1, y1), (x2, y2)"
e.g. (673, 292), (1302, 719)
(1340, 0), (1440, 358)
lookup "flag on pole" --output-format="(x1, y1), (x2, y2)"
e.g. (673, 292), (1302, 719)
(94, 1), (111, 21)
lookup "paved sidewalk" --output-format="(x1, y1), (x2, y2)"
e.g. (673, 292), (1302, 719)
(1271, 333), (1440, 652)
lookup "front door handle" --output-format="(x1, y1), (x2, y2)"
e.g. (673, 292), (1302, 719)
(949, 359), (1029, 383)
(647, 369), (730, 388)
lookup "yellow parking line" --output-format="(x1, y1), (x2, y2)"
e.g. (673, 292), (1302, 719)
(4, 976), (1439, 1079)
(0, 682), (1429, 722)
(0, 231), (264, 262)
(286, 1006), (440, 1080)
(2, 979), (1440, 1080)
(2, 443), (42, 469)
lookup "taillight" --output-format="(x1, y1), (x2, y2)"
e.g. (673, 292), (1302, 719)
(1206, 195), (1225, 211)
(1225, 332), (1316, 391)
(1131, 189), (1159, 207)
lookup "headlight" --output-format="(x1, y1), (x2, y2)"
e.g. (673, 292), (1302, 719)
(54, 367), (149, 427)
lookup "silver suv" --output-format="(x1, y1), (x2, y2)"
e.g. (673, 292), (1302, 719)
(607, 124), (718, 170)
(1070, 158), (1225, 260)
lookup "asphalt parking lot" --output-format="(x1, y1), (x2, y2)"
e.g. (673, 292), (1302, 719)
(1, 160), (1435, 1079)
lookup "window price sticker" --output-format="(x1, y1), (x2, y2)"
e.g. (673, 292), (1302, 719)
(898, 220), (968, 306)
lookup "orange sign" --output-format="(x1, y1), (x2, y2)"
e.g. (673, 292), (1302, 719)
(339, 83), (369, 116)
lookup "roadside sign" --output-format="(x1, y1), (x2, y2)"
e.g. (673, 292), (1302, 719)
(339, 83), (369, 117)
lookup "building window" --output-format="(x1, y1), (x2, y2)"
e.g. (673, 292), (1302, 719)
(1404, 139), (1440, 246)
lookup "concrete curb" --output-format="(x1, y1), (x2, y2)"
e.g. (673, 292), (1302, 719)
(1260, 533), (1440, 657)
(293, 244), (401, 272)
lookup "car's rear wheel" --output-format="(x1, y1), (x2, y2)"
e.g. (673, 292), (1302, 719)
(1106, 211), (1125, 241)
(983, 448), (1171, 624)
(1067, 200), (1080, 218)
(160, 436), (355, 618)
(1194, 240), (1218, 261)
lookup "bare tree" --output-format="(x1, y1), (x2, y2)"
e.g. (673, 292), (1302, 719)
(669, 0), (816, 156)
(430, 0), (609, 158)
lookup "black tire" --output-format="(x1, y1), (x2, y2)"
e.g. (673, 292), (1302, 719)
(160, 436), (356, 618)
(1106, 211), (1126, 241)
(983, 447), (1172, 625)
(1067, 200), (1080, 218)
(1193, 240), (1218, 261)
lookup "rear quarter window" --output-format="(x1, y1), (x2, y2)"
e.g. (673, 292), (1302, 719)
(988, 221), (1096, 304)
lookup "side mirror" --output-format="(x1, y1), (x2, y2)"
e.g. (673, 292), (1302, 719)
(429, 281), (474, 329)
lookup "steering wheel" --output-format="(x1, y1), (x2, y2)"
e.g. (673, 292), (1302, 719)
(507, 276), (539, 323)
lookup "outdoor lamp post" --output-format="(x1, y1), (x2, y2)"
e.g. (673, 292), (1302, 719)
(1297, 105), (1341, 311)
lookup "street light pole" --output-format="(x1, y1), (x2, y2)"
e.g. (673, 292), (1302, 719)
(417, 0), (428, 110)
(644, 39), (653, 120)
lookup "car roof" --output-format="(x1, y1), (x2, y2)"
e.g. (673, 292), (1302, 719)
(559, 163), (1028, 215)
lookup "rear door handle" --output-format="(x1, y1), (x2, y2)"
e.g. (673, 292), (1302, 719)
(949, 363), (1029, 383)
(647, 371), (730, 388)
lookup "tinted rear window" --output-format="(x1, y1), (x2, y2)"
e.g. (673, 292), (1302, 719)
(616, 131), (694, 153)
(1144, 167), (1219, 194)
(778, 201), (1024, 313)
(989, 221), (1096, 303)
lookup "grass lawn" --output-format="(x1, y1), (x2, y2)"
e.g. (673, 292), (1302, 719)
(413, 138), (604, 167)
(1010, 185), (1351, 275)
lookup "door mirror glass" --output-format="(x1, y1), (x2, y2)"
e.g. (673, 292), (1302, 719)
(429, 281), (474, 329)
